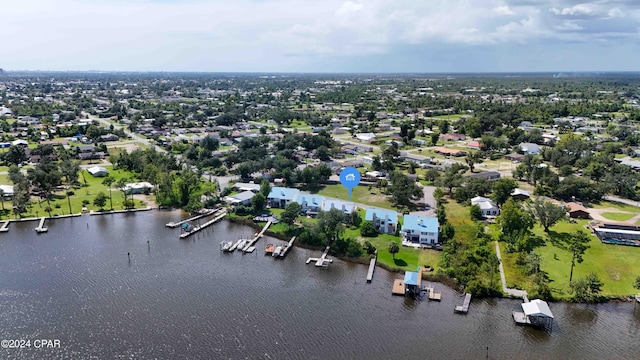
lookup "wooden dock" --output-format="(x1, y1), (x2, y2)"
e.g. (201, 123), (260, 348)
(179, 210), (227, 239)
(0, 220), (9, 233)
(34, 217), (48, 233)
(241, 220), (272, 252)
(426, 287), (441, 301)
(454, 293), (472, 314)
(306, 246), (333, 267)
(278, 236), (296, 258)
(166, 209), (216, 228)
(366, 254), (376, 283)
(392, 279), (405, 295)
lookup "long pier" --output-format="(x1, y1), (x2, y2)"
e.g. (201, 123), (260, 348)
(166, 209), (217, 228)
(241, 220), (272, 252)
(179, 210), (227, 239)
(366, 252), (377, 283)
(0, 220), (9, 233)
(306, 246), (333, 267)
(35, 217), (48, 233)
(278, 236), (296, 258)
(454, 293), (472, 314)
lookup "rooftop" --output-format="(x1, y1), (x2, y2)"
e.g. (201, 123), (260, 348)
(365, 208), (398, 223)
(267, 187), (300, 201)
(402, 215), (438, 232)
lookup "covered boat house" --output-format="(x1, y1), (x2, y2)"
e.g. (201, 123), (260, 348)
(512, 299), (554, 329)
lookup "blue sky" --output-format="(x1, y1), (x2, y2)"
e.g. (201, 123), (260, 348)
(3, 0), (639, 72)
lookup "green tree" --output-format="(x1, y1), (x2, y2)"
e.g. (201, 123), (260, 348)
(568, 230), (590, 283)
(436, 164), (466, 195)
(316, 208), (345, 243)
(251, 193), (266, 213)
(59, 159), (80, 187)
(570, 273), (603, 302)
(470, 204), (482, 220)
(388, 171), (423, 207)
(496, 198), (534, 252)
(360, 221), (378, 237)
(530, 198), (566, 232)
(280, 202), (301, 226)
(5, 145), (27, 165)
(465, 152), (481, 173)
(260, 179), (271, 198)
(44, 205), (53, 218)
(93, 192), (108, 210)
(491, 178), (517, 206)
(388, 241), (399, 260)
(433, 187), (445, 204)
(634, 276), (640, 292)
(102, 176), (115, 210)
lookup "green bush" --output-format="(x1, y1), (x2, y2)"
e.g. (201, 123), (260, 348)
(360, 221), (378, 237)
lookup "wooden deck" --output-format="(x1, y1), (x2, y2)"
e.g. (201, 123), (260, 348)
(166, 209), (216, 228)
(306, 246), (332, 266)
(392, 279), (405, 295)
(512, 311), (530, 325)
(278, 236), (296, 258)
(241, 220), (272, 252)
(454, 293), (472, 314)
(427, 287), (441, 301)
(179, 210), (227, 239)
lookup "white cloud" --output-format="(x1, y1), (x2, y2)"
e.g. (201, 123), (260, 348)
(1, 0), (639, 71)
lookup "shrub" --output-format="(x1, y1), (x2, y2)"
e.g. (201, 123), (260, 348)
(360, 221), (378, 237)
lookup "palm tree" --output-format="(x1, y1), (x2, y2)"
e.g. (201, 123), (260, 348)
(66, 191), (73, 214)
(388, 242), (399, 260)
(102, 176), (115, 210)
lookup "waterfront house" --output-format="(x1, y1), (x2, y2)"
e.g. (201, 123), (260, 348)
(123, 182), (153, 195)
(296, 194), (325, 215)
(365, 208), (398, 234)
(224, 190), (256, 206)
(401, 215), (439, 247)
(471, 196), (500, 218)
(322, 199), (355, 214)
(86, 166), (109, 177)
(267, 187), (300, 208)
(404, 271), (421, 295)
(513, 299), (554, 329)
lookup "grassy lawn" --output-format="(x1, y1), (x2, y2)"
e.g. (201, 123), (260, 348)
(601, 212), (636, 222)
(589, 201), (640, 212)
(1, 166), (146, 220)
(497, 218), (640, 298)
(313, 184), (394, 209)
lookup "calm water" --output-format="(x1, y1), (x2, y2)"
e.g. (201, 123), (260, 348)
(1, 211), (639, 359)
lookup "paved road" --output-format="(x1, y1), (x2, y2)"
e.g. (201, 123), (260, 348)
(603, 195), (640, 208)
(495, 241), (528, 299)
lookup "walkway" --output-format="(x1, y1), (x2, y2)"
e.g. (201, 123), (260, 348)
(495, 241), (528, 299)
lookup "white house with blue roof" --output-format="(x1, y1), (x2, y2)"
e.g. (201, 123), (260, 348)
(401, 215), (439, 247)
(296, 194), (325, 215)
(322, 199), (355, 214)
(267, 187), (300, 208)
(365, 208), (398, 234)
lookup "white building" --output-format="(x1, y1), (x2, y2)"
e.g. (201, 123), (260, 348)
(401, 215), (439, 247)
(471, 196), (500, 218)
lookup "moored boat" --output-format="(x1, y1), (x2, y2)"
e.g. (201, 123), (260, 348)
(220, 241), (233, 252)
(272, 245), (283, 257)
(264, 243), (275, 255)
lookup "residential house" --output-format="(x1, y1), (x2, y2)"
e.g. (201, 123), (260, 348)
(322, 199), (355, 214)
(100, 133), (119, 142)
(439, 133), (466, 141)
(434, 147), (466, 157)
(123, 182), (154, 195)
(233, 182), (261, 193)
(365, 208), (398, 234)
(519, 142), (541, 155)
(296, 194), (325, 215)
(224, 190), (256, 206)
(511, 188), (531, 201)
(505, 153), (525, 162)
(11, 139), (28, 147)
(0, 184), (14, 199)
(86, 166), (109, 177)
(467, 171), (501, 181)
(401, 215), (439, 247)
(565, 202), (590, 219)
(355, 133), (377, 143)
(467, 141), (481, 150)
(267, 187), (300, 208)
(471, 196), (500, 217)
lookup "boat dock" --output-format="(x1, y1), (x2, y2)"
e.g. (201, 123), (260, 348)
(454, 293), (472, 313)
(366, 253), (377, 283)
(278, 236), (296, 258)
(35, 217), (48, 233)
(392, 279), (405, 295)
(0, 220), (9, 233)
(426, 286), (442, 301)
(166, 209), (217, 228)
(241, 220), (272, 252)
(306, 246), (333, 267)
(179, 210), (227, 239)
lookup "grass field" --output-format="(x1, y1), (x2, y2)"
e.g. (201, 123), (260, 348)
(494, 217), (640, 298)
(601, 212), (636, 222)
(313, 184), (394, 209)
(589, 201), (640, 212)
(0, 166), (146, 220)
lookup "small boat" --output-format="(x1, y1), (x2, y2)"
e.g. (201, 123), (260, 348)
(220, 241), (233, 252)
(265, 244), (275, 255)
(272, 245), (283, 257)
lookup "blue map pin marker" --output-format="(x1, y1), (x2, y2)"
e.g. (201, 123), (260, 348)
(339, 167), (361, 200)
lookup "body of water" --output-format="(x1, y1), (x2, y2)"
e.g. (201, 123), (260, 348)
(1, 211), (639, 359)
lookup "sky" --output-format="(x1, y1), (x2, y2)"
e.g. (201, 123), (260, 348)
(2, 0), (640, 73)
